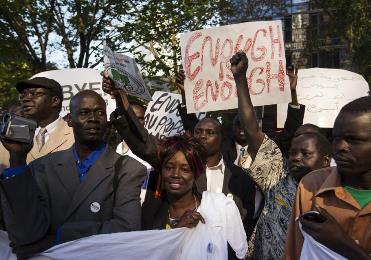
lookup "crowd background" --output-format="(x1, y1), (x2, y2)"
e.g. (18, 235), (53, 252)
(0, 1), (370, 260)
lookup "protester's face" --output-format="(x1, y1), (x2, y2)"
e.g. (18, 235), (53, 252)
(69, 93), (107, 145)
(19, 87), (55, 121)
(332, 112), (371, 177)
(288, 135), (329, 182)
(131, 105), (145, 127)
(232, 117), (247, 145)
(194, 119), (222, 156)
(162, 151), (194, 197)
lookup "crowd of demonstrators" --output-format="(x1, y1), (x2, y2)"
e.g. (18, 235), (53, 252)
(0, 52), (370, 260)
(0, 90), (147, 259)
(285, 96), (371, 260)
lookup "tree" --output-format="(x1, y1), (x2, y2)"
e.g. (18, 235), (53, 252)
(51, 0), (129, 68)
(0, 0), (55, 73)
(115, 0), (231, 89)
(308, 0), (370, 84)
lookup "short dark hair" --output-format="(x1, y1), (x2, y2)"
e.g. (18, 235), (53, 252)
(158, 133), (207, 180)
(196, 117), (222, 134)
(340, 96), (371, 115)
(292, 132), (332, 156)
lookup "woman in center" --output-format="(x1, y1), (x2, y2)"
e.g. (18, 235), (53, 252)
(142, 134), (206, 229)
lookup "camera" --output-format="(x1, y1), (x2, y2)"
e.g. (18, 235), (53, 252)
(0, 113), (37, 144)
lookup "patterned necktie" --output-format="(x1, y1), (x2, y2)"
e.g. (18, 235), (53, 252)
(36, 128), (47, 151)
(238, 147), (252, 169)
(238, 147), (246, 167)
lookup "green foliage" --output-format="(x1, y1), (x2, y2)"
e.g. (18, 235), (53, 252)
(308, 0), (371, 85)
(115, 0), (231, 89)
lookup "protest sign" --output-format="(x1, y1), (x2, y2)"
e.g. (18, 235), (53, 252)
(277, 68), (370, 128)
(180, 20), (291, 113)
(32, 68), (116, 117)
(144, 91), (205, 139)
(103, 45), (152, 101)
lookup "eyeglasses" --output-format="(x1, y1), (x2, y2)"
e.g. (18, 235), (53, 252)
(19, 91), (48, 99)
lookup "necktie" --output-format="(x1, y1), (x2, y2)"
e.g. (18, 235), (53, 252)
(238, 148), (245, 166)
(238, 147), (252, 169)
(36, 128), (47, 151)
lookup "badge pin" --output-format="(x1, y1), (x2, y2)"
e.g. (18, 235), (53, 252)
(90, 202), (101, 213)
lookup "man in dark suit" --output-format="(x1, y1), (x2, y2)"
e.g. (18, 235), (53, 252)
(0, 90), (146, 258)
(193, 117), (256, 240)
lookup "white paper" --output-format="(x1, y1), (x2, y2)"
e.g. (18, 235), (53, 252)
(180, 20), (291, 113)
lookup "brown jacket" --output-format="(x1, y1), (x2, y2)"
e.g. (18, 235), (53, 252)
(284, 167), (371, 259)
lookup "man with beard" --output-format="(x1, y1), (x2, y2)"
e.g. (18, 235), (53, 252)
(285, 96), (371, 259)
(0, 90), (146, 259)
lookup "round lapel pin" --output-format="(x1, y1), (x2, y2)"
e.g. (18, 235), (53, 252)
(90, 202), (101, 213)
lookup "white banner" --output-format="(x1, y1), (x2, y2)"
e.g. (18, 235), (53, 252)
(277, 68), (369, 128)
(180, 20), (291, 113)
(103, 45), (152, 101)
(32, 68), (116, 118)
(144, 91), (205, 139)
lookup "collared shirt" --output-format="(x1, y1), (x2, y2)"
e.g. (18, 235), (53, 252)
(234, 142), (252, 168)
(34, 117), (62, 144)
(284, 167), (371, 260)
(206, 157), (225, 193)
(116, 141), (153, 204)
(73, 143), (106, 182)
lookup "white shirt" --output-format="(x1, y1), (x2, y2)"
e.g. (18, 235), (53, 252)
(206, 157), (225, 193)
(116, 141), (153, 204)
(34, 117), (62, 144)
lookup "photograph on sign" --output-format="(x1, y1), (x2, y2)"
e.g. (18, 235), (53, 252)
(277, 68), (369, 128)
(103, 45), (152, 101)
(180, 20), (291, 113)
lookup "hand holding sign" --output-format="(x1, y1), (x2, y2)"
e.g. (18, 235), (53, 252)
(230, 51), (249, 79)
(103, 45), (152, 101)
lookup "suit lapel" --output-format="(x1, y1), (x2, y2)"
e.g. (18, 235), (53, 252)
(196, 173), (207, 193)
(28, 120), (73, 160)
(63, 146), (117, 221)
(222, 163), (232, 195)
(54, 147), (80, 196)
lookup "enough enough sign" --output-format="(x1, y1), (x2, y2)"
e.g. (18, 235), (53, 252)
(180, 20), (291, 113)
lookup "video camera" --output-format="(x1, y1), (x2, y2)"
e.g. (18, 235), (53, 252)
(0, 113), (37, 144)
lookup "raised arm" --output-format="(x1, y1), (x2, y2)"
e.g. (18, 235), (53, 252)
(279, 65), (305, 157)
(230, 52), (265, 160)
(176, 70), (199, 133)
(102, 72), (158, 168)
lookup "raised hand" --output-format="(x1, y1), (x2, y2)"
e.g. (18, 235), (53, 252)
(102, 71), (120, 97)
(287, 65), (298, 92)
(230, 51), (248, 79)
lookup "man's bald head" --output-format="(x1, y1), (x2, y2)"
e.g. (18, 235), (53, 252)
(70, 90), (106, 113)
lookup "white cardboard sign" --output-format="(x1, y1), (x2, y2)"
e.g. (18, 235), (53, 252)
(180, 20), (291, 113)
(32, 68), (116, 118)
(103, 45), (152, 101)
(277, 68), (369, 128)
(144, 91), (205, 139)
